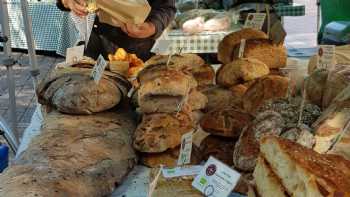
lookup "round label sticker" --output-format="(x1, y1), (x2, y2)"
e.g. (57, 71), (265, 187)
(204, 184), (215, 196)
(206, 164), (216, 176)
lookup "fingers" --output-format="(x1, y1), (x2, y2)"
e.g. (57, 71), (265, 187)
(67, 0), (87, 17)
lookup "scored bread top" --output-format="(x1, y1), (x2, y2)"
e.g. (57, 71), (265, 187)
(261, 136), (350, 194)
(218, 28), (268, 64)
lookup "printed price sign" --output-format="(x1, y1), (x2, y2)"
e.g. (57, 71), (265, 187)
(238, 39), (246, 58)
(177, 131), (193, 166)
(192, 157), (241, 197)
(317, 45), (335, 70)
(91, 55), (108, 83)
(244, 13), (266, 30)
(162, 165), (203, 178)
(151, 40), (172, 54)
(66, 45), (84, 63)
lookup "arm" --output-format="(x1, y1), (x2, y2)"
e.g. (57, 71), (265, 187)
(146, 0), (176, 39)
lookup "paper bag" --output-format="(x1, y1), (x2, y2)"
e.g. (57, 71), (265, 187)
(96, 0), (151, 27)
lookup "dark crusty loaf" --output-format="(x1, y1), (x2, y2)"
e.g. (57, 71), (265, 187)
(243, 75), (289, 113)
(260, 136), (350, 197)
(218, 28), (268, 64)
(304, 68), (329, 107)
(200, 106), (253, 138)
(233, 111), (285, 172)
(133, 112), (194, 153)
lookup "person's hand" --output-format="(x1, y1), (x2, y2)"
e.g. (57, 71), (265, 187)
(62, 0), (87, 17)
(121, 22), (156, 39)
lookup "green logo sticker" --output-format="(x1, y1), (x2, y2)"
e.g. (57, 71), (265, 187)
(200, 177), (207, 186)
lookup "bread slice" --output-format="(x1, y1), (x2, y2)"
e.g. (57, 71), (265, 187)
(218, 28), (268, 64)
(260, 136), (350, 197)
(253, 156), (288, 197)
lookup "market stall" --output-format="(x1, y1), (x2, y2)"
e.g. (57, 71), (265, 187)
(1, 0), (350, 197)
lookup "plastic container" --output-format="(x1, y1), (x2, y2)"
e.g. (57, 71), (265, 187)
(0, 143), (9, 173)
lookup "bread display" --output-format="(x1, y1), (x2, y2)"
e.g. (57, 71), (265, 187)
(133, 112), (194, 153)
(243, 75), (289, 113)
(216, 58), (270, 87)
(0, 110), (137, 197)
(233, 111), (285, 172)
(260, 136), (350, 197)
(304, 68), (329, 107)
(322, 64), (350, 109)
(37, 64), (131, 115)
(218, 28), (268, 64)
(200, 106), (253, 138)
(253, 157), (288, 197)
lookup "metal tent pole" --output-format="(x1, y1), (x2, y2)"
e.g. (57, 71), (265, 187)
(0, 0), (40, 153)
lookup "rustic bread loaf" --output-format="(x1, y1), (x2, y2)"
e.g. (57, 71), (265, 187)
(133, 112), (194, 153)
(37, 65), (130, 115)
(188, 64), (215, 87)
(253, 157), (288, 197)
(313, 85), (350, 152)
(233, 111), (285, 172)
(187, 89), (208, 111)
(216, 58), (270, 87)
(0, 110), (137, 197)
(322, 64), (350, 109)
(229, 84), (248, 99)
(200, 106), (253, 138)
(260, 136), (350, 197)
(196, 135), (236, 166)
(199, 85), (241, 112)
(239, 39), (287, 69)
(140, 146), (202, 168)
(218, 28), (268, 64)
(243, 75), (289, 113)
(138, 70), (195, 113)
(145, 53), (205, 70)
(304, 68), (329, 107)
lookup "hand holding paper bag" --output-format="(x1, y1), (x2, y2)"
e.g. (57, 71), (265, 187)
(96, 0), (151, 27)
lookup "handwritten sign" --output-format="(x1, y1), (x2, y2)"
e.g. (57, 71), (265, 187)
(66, 45), (84, 64)
(317, 45), (335, 70)
(91, 55), (108, 83)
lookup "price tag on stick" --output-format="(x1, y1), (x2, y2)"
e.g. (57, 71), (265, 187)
(66, 45), (84, 64)
(177, 131), (194, 166)
(317, 45), (335, 70)
(238, 39), (246, 58)
(244, 13), (266, 30)
(91, 55), (108, 84)
(192, 156), (241, 197)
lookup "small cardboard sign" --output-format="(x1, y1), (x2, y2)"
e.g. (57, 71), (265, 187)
(91, 54), (108, 83)
(317, 45), (335, 70)
(177, 131), (193, 166)
(66, 45), (84, 64)
(270, 20), (286, 44)
(244, 13), (266, 30)
(192, 157), (241, 197)
(162, 165), (203, 178)
(151, 40), (172, 54)
(238, 39), (246, 58)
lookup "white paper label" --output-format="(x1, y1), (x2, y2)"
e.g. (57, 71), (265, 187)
(317, 45), (335, 70)
(91, 55), (108, 83)
(148, 167), (163, 197)
(151, 40), (172, 54)
(244, 13), (266, 30)
(66, 45), (84, 63)
(177, 131), (193, 166)
(192, 157), (241, 197)
(162, 165), (203, 178)
(238, 39), (246, 58)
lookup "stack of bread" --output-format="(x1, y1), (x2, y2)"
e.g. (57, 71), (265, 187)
(132, 54), (214, 167)
(252, 136), (350, 197)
